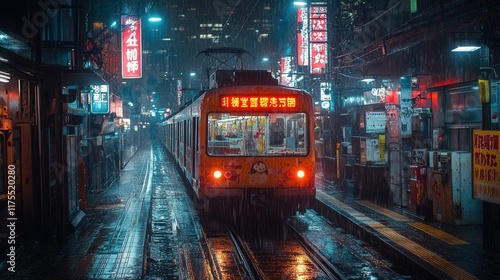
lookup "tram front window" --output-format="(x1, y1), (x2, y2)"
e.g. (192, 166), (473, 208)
(207, 113), (308, 156)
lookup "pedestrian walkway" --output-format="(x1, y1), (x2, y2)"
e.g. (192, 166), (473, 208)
(313, 176), (500, 280)
(0, 142), (152, 280)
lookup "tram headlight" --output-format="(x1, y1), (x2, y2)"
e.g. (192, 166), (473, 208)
(297, 169), (305, 178)
(213, 170), (222, 179)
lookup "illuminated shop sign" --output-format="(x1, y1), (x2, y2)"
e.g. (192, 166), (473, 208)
(90, 84), (110, 114)
(280, 56), (294, 87)
(220, 96), (297, 109)
(309, 6), (327, 74)
(473, 130), (500, 204)
(121, 16), (142, 79)
(297, 7), (309, 66)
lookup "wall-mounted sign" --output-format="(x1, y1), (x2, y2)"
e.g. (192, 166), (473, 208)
(121, 16), (142, 79)
(320, 82), (331, 101)
(177, 79), (182, 106)
(221, 96), (297, 110)
(297, 7), (309, 66)
(90, 84), (110, 114)
(309, 6), (327, 74)
(321, 101), (330, 109)
(280, 56), (294, 87)
(473, 130), (500, 204)
(365, 111), (387, 133)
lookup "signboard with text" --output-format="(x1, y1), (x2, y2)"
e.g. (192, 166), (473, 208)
(221, 96), (297, 110)
(309, 6), (327, 74)
(365, 111), (387, 133)
(90, 84), (110, 114)
(297, 7), (309, 66)
(280, 56), (294, 87)
(473, 130), (500, 204)
(121, 16), (142, 79)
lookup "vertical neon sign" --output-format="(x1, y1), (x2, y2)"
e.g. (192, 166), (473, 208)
(297, 7), (309, 66)
(309, 6), (327, 74)
(121, 16), (142, 79)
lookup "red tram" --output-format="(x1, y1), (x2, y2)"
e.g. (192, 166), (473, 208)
(159, 70), (316, 217)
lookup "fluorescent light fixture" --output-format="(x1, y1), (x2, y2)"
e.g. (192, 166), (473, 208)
(451, 46), (481, 52)
(0, 70), (10, 83)
(360, 78), (375, 83)
(293, 1), (307, 6)
(148, 17), (162, 22)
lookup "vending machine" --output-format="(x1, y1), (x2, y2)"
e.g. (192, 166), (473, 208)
(429, 151), (482, 225)
(408, 149), (428, 214)
(409, 165), (426, 213)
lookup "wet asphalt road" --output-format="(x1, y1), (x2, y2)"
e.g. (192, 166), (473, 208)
(0, 142), (152, 279)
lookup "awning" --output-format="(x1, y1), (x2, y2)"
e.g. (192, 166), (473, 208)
(62, 70), (107, 87)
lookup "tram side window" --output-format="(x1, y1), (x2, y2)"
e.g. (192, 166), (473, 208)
(207, 113), (308, 156)
(269, 118), (285, 146)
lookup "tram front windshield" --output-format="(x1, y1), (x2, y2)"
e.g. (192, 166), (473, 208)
(207, 113), (308, 156)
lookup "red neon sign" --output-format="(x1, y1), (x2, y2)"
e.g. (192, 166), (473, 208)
(221, 96), (297, 109)
(121, 16), (142, 79)
(309, 6), (327, 74)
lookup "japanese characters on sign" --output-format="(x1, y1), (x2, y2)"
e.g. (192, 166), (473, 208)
(121, 16), (142, 79)
(177, 79), (183, 106)
(473, 130), (500, 204)
(220, 96), (297, 110)
(365, 111), (387, 133)
(309, 6), (327, 74)
(297, 7), (309, 66)
(90, 84), (110, 114)
(280, 56), (294, 87)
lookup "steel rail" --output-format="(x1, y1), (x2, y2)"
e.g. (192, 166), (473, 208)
(286, 220), (344, 280)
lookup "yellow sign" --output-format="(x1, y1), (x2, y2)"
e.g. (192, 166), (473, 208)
(473, 130), (500, 204)
(478, 79), (490, 103)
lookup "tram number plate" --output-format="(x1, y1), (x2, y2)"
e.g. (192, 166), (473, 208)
(250, 194), (266, 207)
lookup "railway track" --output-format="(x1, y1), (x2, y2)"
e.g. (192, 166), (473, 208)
(202, 223), (336, 279)
(145, 143), (414, 279)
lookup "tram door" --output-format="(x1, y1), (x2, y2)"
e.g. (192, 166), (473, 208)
(194, 117), (199, 182)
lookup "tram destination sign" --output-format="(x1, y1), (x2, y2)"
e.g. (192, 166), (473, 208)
(220, 95), (297, 110)
(90, 84), (110, 114)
